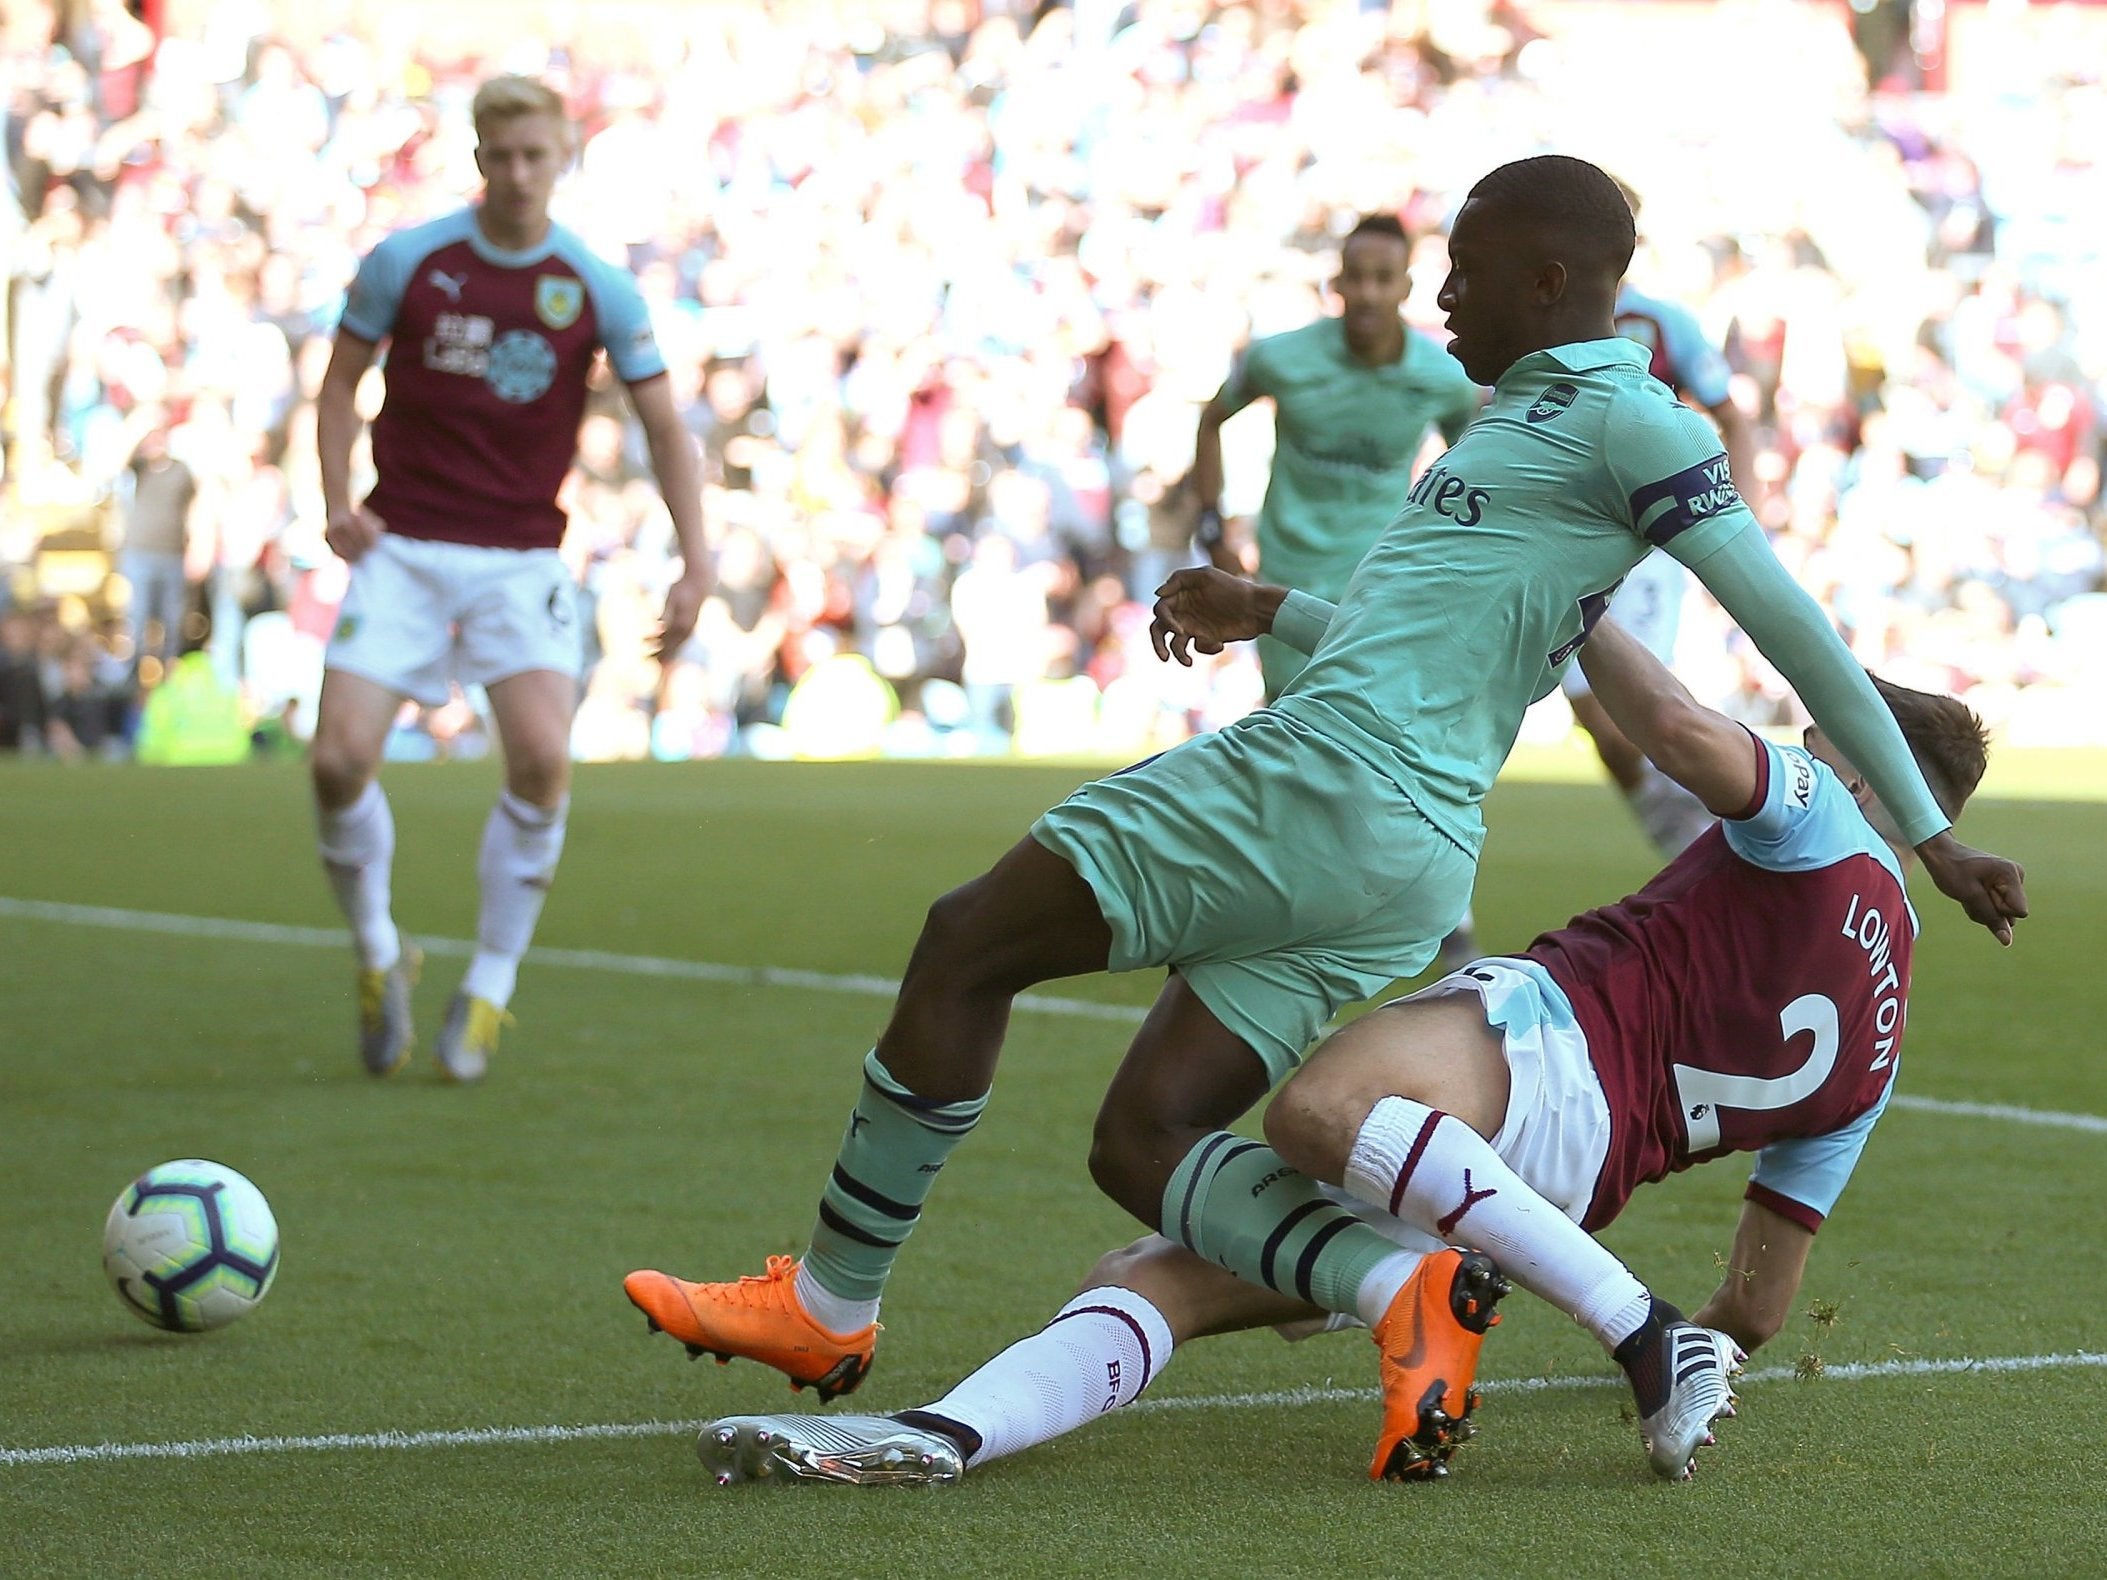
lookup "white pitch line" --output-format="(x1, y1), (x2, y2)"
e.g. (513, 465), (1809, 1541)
(5, 1350), (2102, 1468)
(1887, 1093), (2107, 1134)
(0, 897), (1146, 1025)
(6, 897), (2105, 1128)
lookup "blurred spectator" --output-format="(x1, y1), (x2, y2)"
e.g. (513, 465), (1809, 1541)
(113, 418), (203, 675)
(1, 0), (2103, 760)
(0, 607), (51, 751)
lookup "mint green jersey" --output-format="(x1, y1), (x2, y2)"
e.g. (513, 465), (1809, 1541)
(1221, 319), (1482, 597)
(1273, 338), (1752, 856)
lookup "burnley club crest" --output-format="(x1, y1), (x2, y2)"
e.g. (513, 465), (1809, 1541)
(535, 275), (584, 331)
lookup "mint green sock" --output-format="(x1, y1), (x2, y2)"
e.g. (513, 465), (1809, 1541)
(1163, 1132), (1401, 1314)
(803, 1050), (987, 1303)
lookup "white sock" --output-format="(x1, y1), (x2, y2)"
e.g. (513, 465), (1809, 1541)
(1629, 763), (1716, 858)
(917, 1286), (1175, 1467)
(794, 1263), (879, 1336)
(461, 790), (568, 1008)
(316, 780), (400, 970)
(1349, 1231), (1444, 1329)
(1345, 1096), (1651, 1353)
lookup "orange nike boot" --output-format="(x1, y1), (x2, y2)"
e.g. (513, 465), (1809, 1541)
(1368, 1247), (1509, 1481)
(623, 1255), (877, 1402)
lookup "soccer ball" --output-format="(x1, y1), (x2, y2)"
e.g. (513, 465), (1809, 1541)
(102, 1159), (280, 1333)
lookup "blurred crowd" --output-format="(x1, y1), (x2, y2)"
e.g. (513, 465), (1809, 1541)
(3, 0), (2104, 764)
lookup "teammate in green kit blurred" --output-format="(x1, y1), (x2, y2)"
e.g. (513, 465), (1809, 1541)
(1189, 213), (1483, 701)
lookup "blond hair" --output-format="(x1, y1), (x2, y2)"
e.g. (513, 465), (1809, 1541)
(472, 76), (569, 141)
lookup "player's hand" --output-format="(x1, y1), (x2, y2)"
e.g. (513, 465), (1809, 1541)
(1915, 832), (2028, 946)
(325, 506), (387, 565)
(1150, 567), (1274, 666)
(653, 570), (710, 663)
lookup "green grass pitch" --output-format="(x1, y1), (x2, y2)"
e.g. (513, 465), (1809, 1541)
(2, 756), (2102, 1577)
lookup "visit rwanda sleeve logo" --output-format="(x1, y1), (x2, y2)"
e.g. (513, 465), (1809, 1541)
(535, 275), (584, 331)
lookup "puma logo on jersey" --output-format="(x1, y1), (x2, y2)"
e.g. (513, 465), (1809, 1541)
(428, 270), (468, 302)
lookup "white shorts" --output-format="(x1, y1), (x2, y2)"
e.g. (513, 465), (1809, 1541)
(1561, 549), (1687, 700)
(1328, 956), (1613, 1250)
(324, 535), (584, 707)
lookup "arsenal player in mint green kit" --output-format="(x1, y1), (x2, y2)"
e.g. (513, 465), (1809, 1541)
(313, 76), (708, 1083)
(622, 158), (2026, 1446)
(1191, 213), (1482, 700)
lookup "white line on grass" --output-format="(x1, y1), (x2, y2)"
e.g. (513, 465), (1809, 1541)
(0, 897), (1144, 1025)
(5, 1350), (2102, 1468)
(1886, 1093), (2107, 1133)
(10, 897), (2107, 1130)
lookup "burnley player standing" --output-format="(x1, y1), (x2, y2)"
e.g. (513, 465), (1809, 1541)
(313, 76), (708, 1082)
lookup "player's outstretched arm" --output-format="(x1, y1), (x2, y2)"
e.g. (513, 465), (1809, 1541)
(1151, 567), (1328, 664)
(1575, 616), (1760, 816)
(626, 373), (712, 661)
(317, 331), (384, 564)
(1684, 528), (2027, 942)
(1689, 1200), (1814, 1356)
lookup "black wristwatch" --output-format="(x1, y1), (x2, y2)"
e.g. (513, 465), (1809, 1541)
(1195, 504), (1226, 551)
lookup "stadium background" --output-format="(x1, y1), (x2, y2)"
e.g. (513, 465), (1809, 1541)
(5, 5), (2104, 1568)
(4, 0), (2104, 764)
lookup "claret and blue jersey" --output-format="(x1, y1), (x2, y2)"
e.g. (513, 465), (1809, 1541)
(1524, 735), (1915, 1235)
(1614, 283), (1734, 407)
(339, 209), (664, 551)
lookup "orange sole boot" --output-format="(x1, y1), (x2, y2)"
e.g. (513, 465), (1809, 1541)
(1368, 1247), (1509, 1480)
(623, 1254), (877, 1402)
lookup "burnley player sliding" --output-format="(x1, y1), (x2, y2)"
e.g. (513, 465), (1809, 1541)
(313, 76), (708, 1081)
(695, 614), (2001, 1486)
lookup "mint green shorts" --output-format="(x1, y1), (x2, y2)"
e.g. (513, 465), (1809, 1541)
(1033, 709), (1475, 1085)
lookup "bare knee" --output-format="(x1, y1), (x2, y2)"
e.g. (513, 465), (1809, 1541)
(504, 750), (570, 809)
(1085, 1109), (1169, 1228)
(899, 878), (1011, 998)
(1074, 1236), (1201, 1342)
(917, 880), (984, 958)
(1079, 1236), (1167, 1296)
(1262, 1059), (1369, 1183)
(310, 734), (376, 810)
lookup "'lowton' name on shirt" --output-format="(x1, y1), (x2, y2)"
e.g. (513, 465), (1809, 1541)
(1840, 891), (1904, 1069)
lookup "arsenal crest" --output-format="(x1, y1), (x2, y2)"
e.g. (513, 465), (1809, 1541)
(534, 275), (584, 331)
(1526, 382), (1578, 424)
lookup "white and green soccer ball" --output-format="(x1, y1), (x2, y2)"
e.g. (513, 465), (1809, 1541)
(102, 1160), (280, 1333)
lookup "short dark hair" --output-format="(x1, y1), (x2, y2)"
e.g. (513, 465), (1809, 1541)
(1343, 213), (1411, 249)
(1871, 673), (1989, 821)
(1465, 155), (1636, 275)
